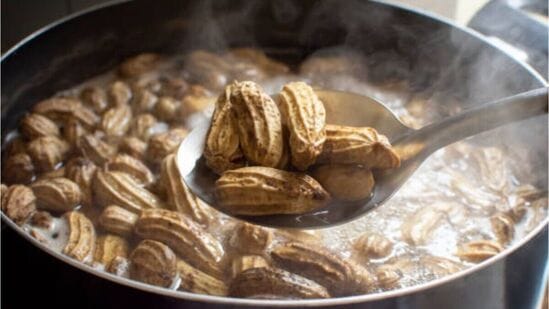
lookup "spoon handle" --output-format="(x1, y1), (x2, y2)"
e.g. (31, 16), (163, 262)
(396, 87), (548, 157)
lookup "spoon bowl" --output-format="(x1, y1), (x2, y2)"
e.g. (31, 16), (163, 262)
(177, 87), (548, 228)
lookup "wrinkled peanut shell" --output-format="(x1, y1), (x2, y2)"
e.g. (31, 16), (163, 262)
(215, 166), (330, 215)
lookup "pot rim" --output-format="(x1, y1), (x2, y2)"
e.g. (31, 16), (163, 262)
(3, 213), (547, 306)
(1, 0), (547, 306)
(1, 0), (547, 86)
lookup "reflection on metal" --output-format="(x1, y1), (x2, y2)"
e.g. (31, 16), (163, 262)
(178, 87), (548, 228)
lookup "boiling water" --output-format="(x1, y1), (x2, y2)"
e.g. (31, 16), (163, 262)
(15, 51), (548, 294)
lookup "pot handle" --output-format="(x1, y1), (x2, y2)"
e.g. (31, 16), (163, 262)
(468, 0), (548, 79)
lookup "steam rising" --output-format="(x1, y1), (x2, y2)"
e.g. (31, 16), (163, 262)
(177, 0), (546, 186)
(3, 1), (546, 296)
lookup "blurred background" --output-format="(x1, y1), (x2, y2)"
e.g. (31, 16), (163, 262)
(2, 0), (547, 77)
(2, 0), (110, 52)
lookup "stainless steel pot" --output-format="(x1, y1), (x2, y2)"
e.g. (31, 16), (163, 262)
(2, 0), (547, 308)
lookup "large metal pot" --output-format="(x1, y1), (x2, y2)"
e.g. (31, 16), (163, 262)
(2, 0), (547, 308)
